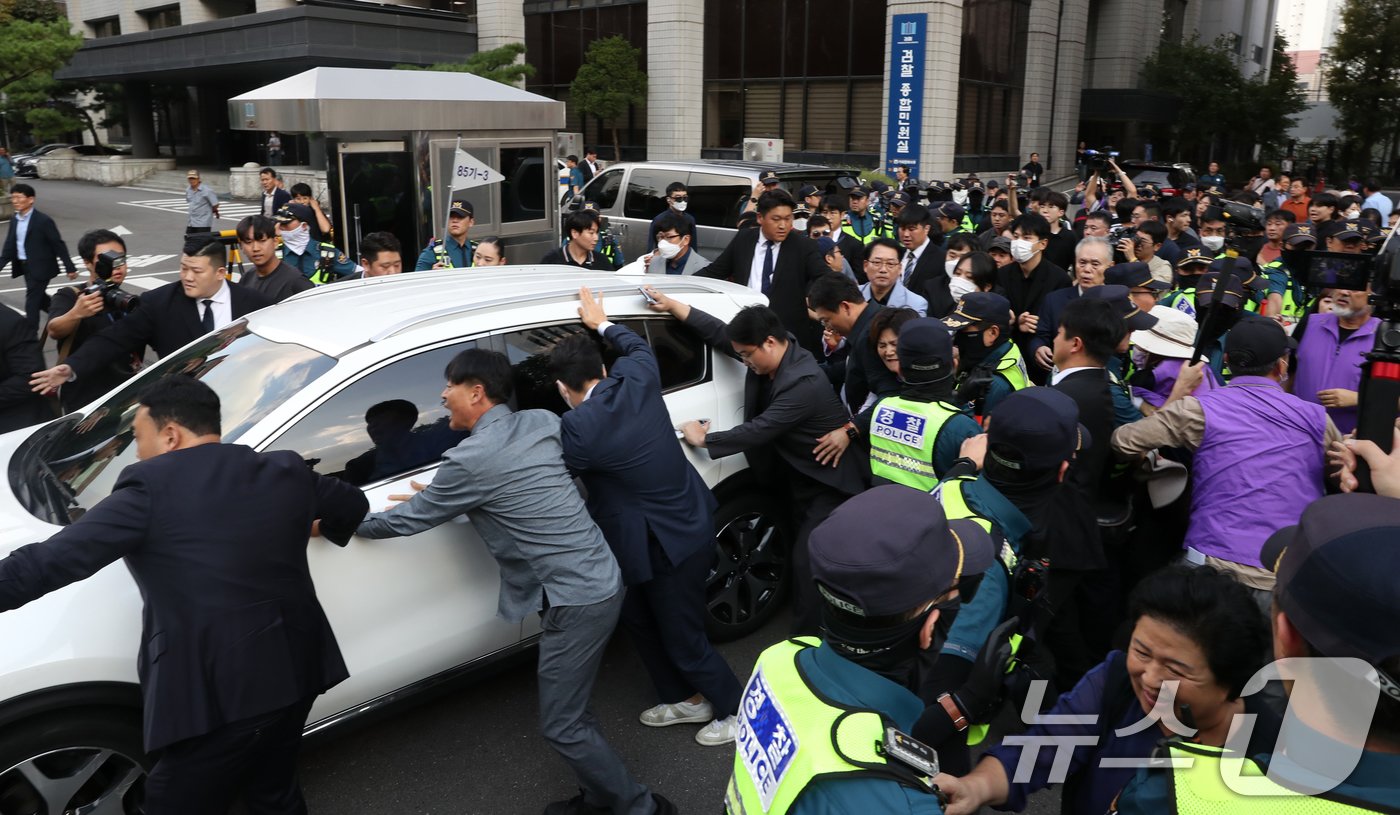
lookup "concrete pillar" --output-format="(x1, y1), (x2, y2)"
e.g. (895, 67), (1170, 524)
(1029, 0), (1089, 179)
(125, 81), (159, 159)
(1085, 0), (1159, 89)
(476, 0), (525, 56)
(1018, 0), (1060, 171)
(882, 0), (963, 180)
(647, 0), (703, 160)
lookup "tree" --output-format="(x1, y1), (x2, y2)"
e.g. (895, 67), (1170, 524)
(1237, 32), (1308, 163)
(396, 43), (536, 86)
(569, 36), (646, 162)
(0, 0), (81, 94)
(1326, 0), (1400, 179)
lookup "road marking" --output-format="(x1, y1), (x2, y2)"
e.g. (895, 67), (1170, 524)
(119, 198), (260, 221)
(0, 269), (180, 296)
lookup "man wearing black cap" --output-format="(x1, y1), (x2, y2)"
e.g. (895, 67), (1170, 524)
(1112, 318), (1341, 609)
(1113, 493), (1400, 813)
(1160, 247), (1214, 318)
(415, 199), (476, 270)
(647, 290), (866, 635)
(1106, 260), (1170, 315)
(943, 292), (1030, 420)
(799, 184), (822, 213)
(866, 317), (981, 489)
(724, 486), (995, 815)
(275, 203), (358, 284)
(843, 186), (890, 244)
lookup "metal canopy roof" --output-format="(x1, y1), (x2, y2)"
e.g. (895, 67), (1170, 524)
(228, 67), (566, 133)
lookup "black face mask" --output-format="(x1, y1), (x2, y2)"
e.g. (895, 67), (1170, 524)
(822, 600), (960, 687)
(955, 330), (993, 370)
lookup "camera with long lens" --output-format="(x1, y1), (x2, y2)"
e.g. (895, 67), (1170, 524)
(1204, 202), (1266, 261)
(1082, 146), (1119, 174)
(85, 250), (140, 314)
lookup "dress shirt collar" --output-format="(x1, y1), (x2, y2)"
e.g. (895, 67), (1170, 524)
(474, 402), (512, 432)
(1050, 365), (1101, 386)
(206, 278), (231, 307)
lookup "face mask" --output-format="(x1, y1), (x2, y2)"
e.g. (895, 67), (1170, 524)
(1010, 238), (1038, 263)
(949, 275), (978, 300)
(821, 601), (957, 686)
(1346, 207), (1361, 219)
(944, 258), (959, 278)
(655, 239), (682, 260)
(1130, 347), (1150, 370)
(671, 200), (688, 213)
(954, 330), (993, 368)
(1201, 235), (1225, 253)
(281, 224), (311, 255)
(794, 218), (809, 231)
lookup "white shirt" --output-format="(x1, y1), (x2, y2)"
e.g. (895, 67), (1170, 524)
(198, 279), (234, 331)
(747, 236), (783, 291)
(13, 209), (30, 260)
(262, 191), (277, 217)
(1364, 190), (1393, 221)
(1050, 365), (1100, 386)
(902, 238), (930, 283)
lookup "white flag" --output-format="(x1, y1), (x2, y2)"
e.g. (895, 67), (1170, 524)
(451, 148), (501, 192)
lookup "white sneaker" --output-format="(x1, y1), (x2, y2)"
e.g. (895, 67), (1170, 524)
(695, 715), (738, 746)
(639, 699), (714, 727)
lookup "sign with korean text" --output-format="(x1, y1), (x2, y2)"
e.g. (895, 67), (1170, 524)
(884, 13), (926, 179)
(451, 148), (500, 192)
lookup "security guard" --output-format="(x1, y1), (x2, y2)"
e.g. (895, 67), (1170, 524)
(1111, 493), (1400, 814)
(1160, 248), (1214, 318)
(943, 292), (1031, 422)
(726, 485), (997, 815)
(869, 318), (982, 489)
(274, 203), (357, 284)
(414, 199), (474, 270)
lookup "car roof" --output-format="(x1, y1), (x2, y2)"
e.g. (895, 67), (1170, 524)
(601, 159), (852, 175)
(245, 266), (757, 357)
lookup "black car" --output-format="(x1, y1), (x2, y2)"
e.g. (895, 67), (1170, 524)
(1117, 161), (1196, 197)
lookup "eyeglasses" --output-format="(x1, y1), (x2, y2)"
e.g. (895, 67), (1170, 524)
(655, 233), (681, 242)
(736, 347), (761, 362)
(866, 259), (902, 269)
(810, 229), (831, 237)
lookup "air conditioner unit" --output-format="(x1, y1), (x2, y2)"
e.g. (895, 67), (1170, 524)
(555, 132), (582, 158)
(743, 138), (784, 163)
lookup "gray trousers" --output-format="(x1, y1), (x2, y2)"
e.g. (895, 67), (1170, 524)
(539, 591), (654, 815)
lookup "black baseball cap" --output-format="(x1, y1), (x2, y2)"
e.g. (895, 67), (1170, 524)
(1261, 494), (1400, 679)
(1209, 256), (1268, 292)
(274, 203), (313, 225)
(1330, 219), (1365, 241)
(799, 184), (820, 198)
(1283, 223), (1318, 247)
(810, 485), (995, 618)
(1176, 247), (1214, 270)
(935, 201), (966, 221)
(1106, 261), (1170, 292)
(1195, 270), (1246, 309)
(449, 199), (474, 217)
(849, 185), (871, 199)
(986, 387), (1090, 472)
(1083, 284), (1159, 332)
(1225, 314), (1296, 369)
(760, 171), (781, 186)
(943, 291), (1012, 330)
(870, 181), (890, 194)
(896, 318), (954, 385)
(887, 192), (913, 209)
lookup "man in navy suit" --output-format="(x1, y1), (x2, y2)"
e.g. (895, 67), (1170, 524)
(551, 287), (741, 747)
(0, 376), (369, 813)
(0, 183), (77, 335)
(1029, 237), (1113, 371)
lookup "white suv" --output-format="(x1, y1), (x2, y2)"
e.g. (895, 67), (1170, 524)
(0, 268), (791, 812)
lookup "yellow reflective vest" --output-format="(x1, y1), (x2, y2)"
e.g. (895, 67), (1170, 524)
(1164, 741), (1389, 814)
(869, 397), (965, 491)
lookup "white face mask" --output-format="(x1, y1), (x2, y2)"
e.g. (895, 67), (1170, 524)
(656, 239), (682, 260)
(1010, 238), (1038, 263)
(672, 200), (688, 213)
(1201, 235), (1225, 253)
(944, 259), (959, 277)
(1345, 207), (1362, 219)
(281, 224), (311, 255)
(949, 275), (978, 300)
(794, 218), (809, 231)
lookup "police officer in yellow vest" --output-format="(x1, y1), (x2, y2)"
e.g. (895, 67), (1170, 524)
(943, 292), (1031, 421)
(1262, 224), (1317, 328)
(274, 203), (358, 285)
(1111, 493), (1400, 814)
(870, 319), (982, 489)
(726, 486), (997, 815)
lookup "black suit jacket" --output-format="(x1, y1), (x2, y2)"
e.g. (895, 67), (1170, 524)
(904, 243), (957, 318)
(1031, 285), (1085, 357)
(0, 307), (56, 432)
(261, 187), (292, 218)
(65, 281), (273, 382)
(834, 232), (866, 282)
(696, 230), (830, 356)
(0, 209), (75, 281)
(1044, 368), (1117, 570)
(0, 443), (369, 751)
(686, 307), (867, 497)
(560, 324), (718, 585)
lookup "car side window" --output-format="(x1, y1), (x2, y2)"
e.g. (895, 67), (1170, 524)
(687, 172), (751, 229)
(622, 169), (677, 221)
(585, 168), (624, 211)
(498, 319), (709, 416)
(264, 341), (474, 486)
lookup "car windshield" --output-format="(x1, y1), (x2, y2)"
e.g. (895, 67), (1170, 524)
(10, 321), (336, 525)
(1128, 170), (1173, 187)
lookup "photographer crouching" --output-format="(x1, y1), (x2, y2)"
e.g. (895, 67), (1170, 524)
(45, 229), (141, 412)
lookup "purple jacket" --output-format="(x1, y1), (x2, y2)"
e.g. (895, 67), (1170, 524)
(1132, 358), (1222, 408)
(1295, 312), (1378, 435)
(1188, 377), (1327, 567)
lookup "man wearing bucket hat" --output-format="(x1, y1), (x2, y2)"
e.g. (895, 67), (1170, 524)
(1111, 493), (1400, 813)
(1111, 318), (1342, 608)
(723, 486), (997, 815)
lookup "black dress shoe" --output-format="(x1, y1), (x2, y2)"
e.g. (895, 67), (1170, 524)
(651, 792), (678, 814)
(542, 792), (609, 815)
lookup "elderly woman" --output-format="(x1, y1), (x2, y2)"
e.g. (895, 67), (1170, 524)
(935, 566), (1281, 815)
(1127, 305), (1221, 415)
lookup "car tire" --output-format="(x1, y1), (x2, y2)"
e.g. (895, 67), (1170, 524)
(0, 709), (150, 815)
(705, 490), (792, 643)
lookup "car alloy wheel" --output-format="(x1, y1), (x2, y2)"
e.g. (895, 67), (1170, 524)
(706, 495), (790, 641)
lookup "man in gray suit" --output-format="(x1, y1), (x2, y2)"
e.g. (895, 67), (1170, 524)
(356, 348), (674, 815)
(644, 212), (710, 276)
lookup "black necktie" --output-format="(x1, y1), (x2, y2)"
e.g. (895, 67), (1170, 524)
(201, 299), (214, 333)
(761, 240), (774, 294)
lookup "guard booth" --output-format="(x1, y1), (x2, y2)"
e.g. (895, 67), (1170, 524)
(229, 68), (566, 265)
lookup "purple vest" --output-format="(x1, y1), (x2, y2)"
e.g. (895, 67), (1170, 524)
(1188, 377), (1327, 567)
(1294, 313), (1378, 435)
(1133, 358), (1222, 408)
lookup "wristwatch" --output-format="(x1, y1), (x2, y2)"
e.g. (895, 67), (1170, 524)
(937, 693), (968, 732)
(843, 421), (858, 441)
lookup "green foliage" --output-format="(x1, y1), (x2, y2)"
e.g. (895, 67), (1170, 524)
(0, 0), (85, 142)
(1325, 0), (1400, 176)
(569, 36), (646, 161)
(1142, 34), (1306, 166)
(396, 43), (536, 86)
